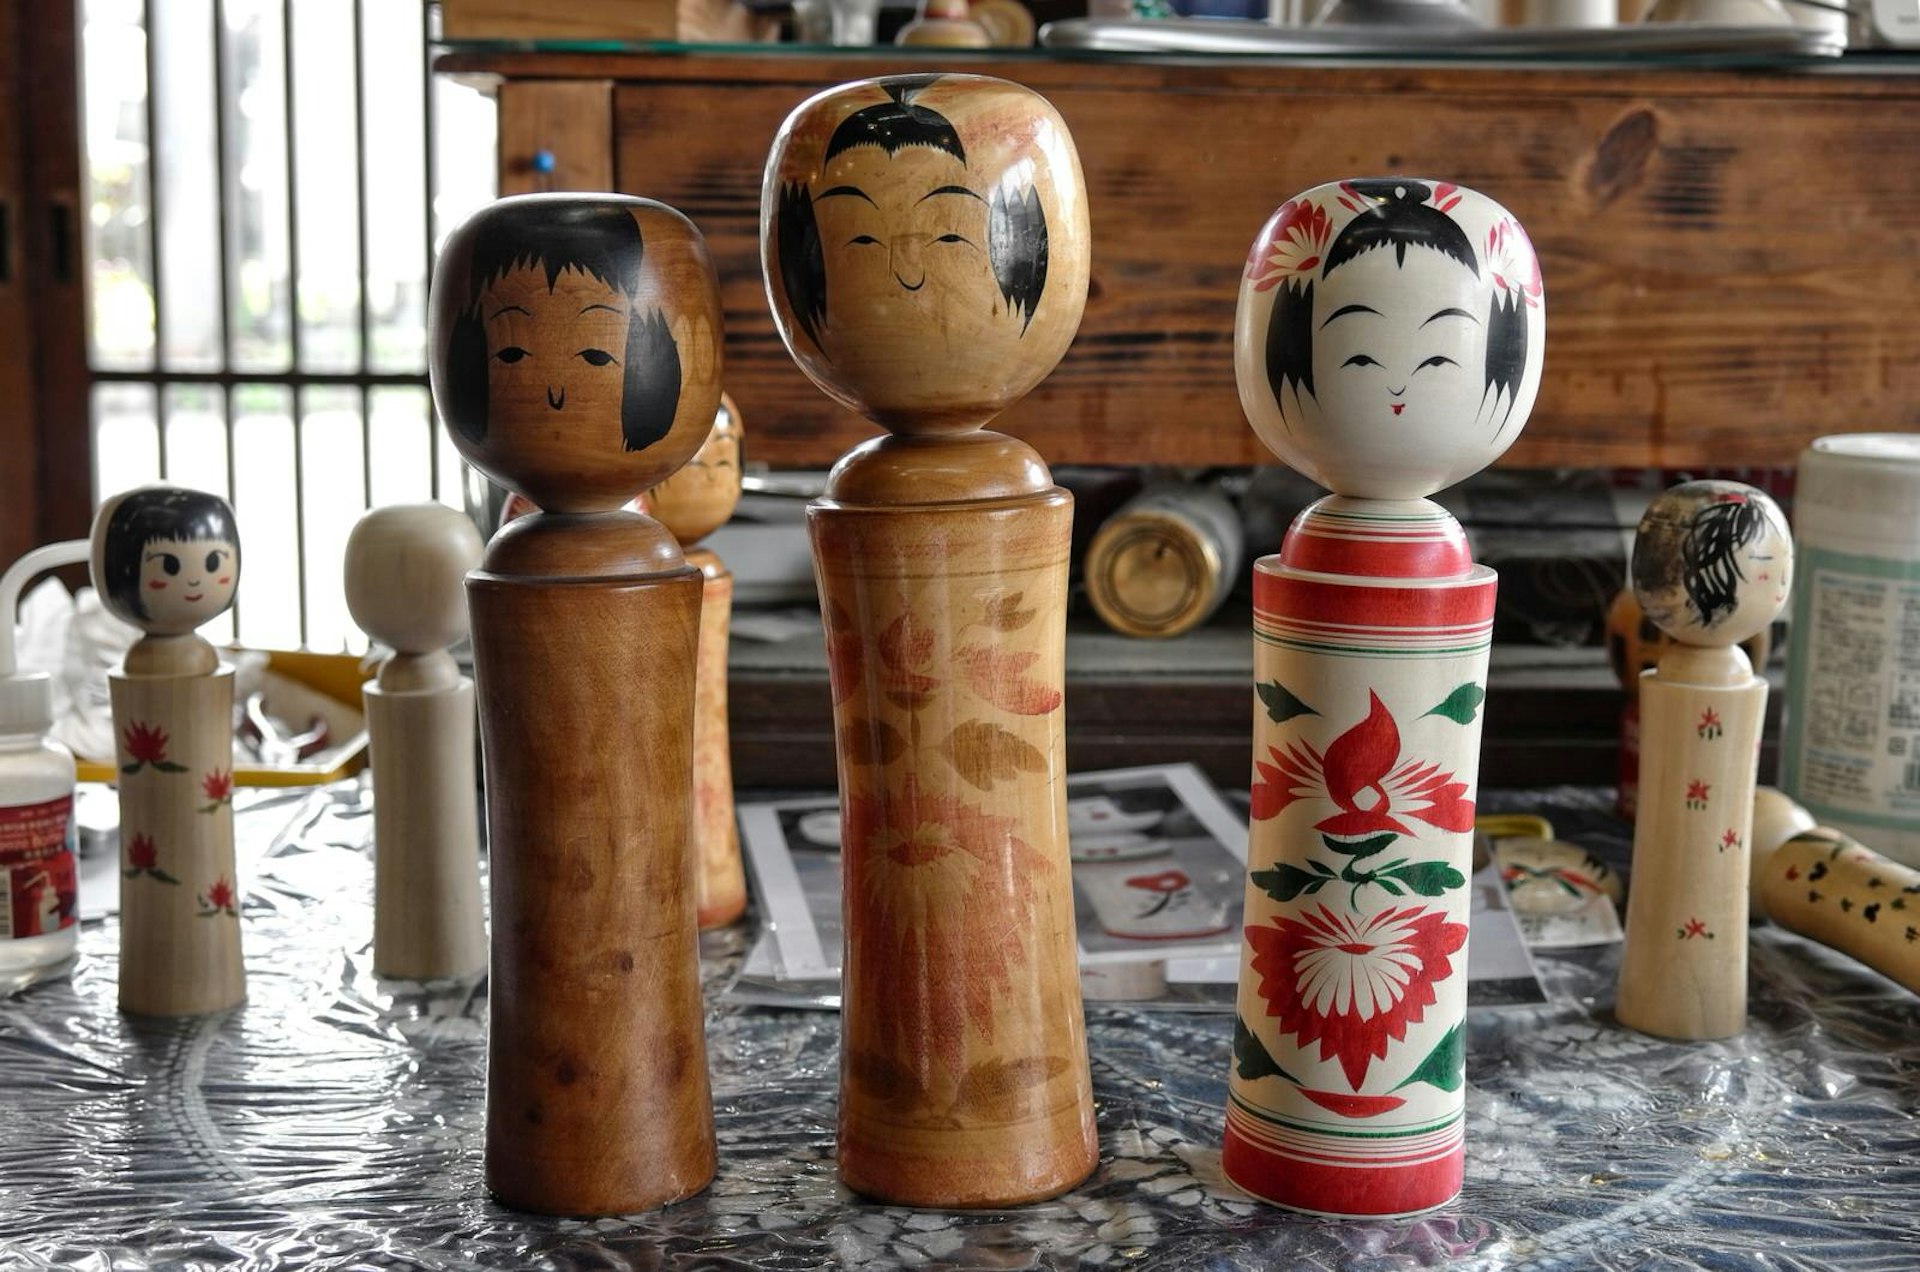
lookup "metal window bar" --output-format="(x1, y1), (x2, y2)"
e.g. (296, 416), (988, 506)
(86, 0), (481, 652)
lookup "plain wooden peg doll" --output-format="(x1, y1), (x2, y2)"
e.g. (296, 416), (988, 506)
(344, 502), (487, 982)
(1615, 480), (1792, 1041)
(92, 485), (245, 1017)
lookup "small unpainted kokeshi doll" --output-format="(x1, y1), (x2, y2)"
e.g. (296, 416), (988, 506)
(343, 503), (487, 982)
(92, 485), (245, 1016)
(763, 73), (1097, 1206)
(646, 394), (747, 930)
(1615, 481), (1791, 1041)
(430, 192), (723, 1215)
(1227, 180), (1546, 1216)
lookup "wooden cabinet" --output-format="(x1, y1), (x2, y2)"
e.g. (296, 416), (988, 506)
(442, 49), (1920, 471)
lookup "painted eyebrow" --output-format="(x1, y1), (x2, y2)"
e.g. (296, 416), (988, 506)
(1422, 307), (1479, 327)
(918, 185), (984, 204)
(578, 303), (623, 316)
(487, 305), (531, 321)
(1320, 304), (1382, 329)
(818, 185), (877, 206)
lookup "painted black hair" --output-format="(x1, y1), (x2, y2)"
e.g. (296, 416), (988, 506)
(1264, 180), (1529, 431)
(101, 487), (240, 622)
(442, 200), (681, 453)
(774, 75), (1049, 347)
(1675, 497), (1768, 628)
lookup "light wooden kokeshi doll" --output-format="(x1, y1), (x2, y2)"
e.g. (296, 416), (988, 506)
(343, 503), (486, 982)
(762, 73), (1097, 1207)
(429, 192), (722, 1216)
(646, 394), (747, 930)
(91, 485), (245, 1017)
(1226, 180), (1546, 1216)
(1615, 481), (1791, 1041)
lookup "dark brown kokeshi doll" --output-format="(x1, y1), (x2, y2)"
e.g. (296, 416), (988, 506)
(429, 193), (723, 1216)
(763, 74), (1097, 1207)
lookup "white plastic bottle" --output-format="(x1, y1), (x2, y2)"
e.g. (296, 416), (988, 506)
(0, 541), (91, 993)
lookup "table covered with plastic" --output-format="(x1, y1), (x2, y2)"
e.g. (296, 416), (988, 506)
(4, 783), (1919, 1270)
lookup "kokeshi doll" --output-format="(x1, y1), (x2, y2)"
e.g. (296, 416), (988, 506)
(429, 193), (722, 1215)
(763, 74), (1097, 1207)
(1615, 482), (1791, 1041)
(895, 0), (992, 45)
(1084, 481), (1245, 639)
(1759, 823), (1920, 996)
(92, 486), (245, 1016)
(343, 503), (487, 982)
(1226, 181), (1546, 1216)
(646, 394), (747, 930)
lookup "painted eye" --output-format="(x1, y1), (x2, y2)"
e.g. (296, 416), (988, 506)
(577, 349), (618, 368)
(934, 234), (967, 245)
(494, 346), (529, 365)
(160, 554), (181, 576)
(1343, 354), (1379, 369)
(1418, 355), (1458, 370)
(204, 550), (224, 572)
(849, 235), (880, 246)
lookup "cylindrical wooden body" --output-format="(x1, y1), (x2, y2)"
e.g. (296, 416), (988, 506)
(111, 666), (244, 1016)
(365, 679), (486, 981)
(467, 568), (714, 1216)
(688, 548), (745, 929)
(1615, 652), (1766, 1041)
(1759, 826), (1920, 994)
(1226, 498), (1493, 1218)
(808, 487), (1097, 1207)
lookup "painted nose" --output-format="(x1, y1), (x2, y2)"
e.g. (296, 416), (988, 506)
(891, 239), (926, 292)
(547, 386), (566, 410)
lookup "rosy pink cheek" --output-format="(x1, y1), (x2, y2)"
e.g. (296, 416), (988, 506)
(148, 580), (168, 590)
(218, 577), (230, 584)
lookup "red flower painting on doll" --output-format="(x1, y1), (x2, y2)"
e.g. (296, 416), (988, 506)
(198, 875), (239, 919)
(122, 721), (187, 775)
(1247, 198), (1333, 293)
(1251, 692), (1475, 836)
(1485, 218), (1542, 310)
(1246, 902), (1467, 1090)
(199, 768), (233, 813)
(122, 832), (180, 884)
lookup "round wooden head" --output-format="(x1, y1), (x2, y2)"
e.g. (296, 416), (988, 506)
(344, 503), (485, 656)
(762, 73), (1090, 436)
(90, 485), (241, 638)
(1631, 481), (1792, 649)
(646, 393), (743, 547)
(429, 193), (724, 515)
(1235, 179), (1546, 500)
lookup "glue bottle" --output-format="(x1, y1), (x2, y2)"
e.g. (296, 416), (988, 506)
(0, 540), (91, 993)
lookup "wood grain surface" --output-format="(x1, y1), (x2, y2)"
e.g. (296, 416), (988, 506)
(445, 49), (1920, 468)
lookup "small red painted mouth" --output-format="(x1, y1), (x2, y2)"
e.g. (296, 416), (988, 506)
(184, 593), (204, 602)
(1391, 403), (1405, 415)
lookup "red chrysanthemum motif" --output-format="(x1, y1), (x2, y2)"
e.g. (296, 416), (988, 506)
(124, 721), (170, 766)
(1251, 692), (1476, 838)
(202, 769), (233, 803)
(1430, 182), (1463, 213)
(1485, 218), (1543, 310)
(843, 775), (1050, 1078)
(128, 832), (158, 871)
(1247, 903), (1467, 1090)
(1247, 199), (1332, 292)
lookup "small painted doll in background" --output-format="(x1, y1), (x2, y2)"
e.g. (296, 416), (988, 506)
(97, 487), (241, 636)
(432, 195), (723, 515)
(1237, 178), (1547, 502)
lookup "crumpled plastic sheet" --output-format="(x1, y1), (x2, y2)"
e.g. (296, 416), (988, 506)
(4, 783), (1920, 1270)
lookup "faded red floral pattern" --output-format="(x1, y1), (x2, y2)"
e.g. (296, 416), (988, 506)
(1247, 903), (1467, 1090)
(1251, 692), (1475, 837)
(843, 774), (1049, 1079)
(952, 644), (1062, 716)
(1485, 218), (1543, 310)
(823, 600), (866, 707)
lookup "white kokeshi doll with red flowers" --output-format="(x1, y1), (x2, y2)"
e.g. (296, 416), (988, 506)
(1225, 179), (1546, 1217)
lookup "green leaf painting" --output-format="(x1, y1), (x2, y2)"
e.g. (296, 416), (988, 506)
(1384, 861), (1468, 897)
(1321, 832), (1398, 859)
(1256, 681), (1318, 726)
(1251, 862), (1328, 903)
(1234, 1016), (1299, 1085)
(1424, 683), (1486, 726)
(1394, 1024), (1464, 1093)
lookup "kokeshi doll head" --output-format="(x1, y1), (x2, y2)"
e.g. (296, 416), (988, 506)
(343, 503), (485, 657)
(91, 486), (241, 638)
(762, 73), (1090, 436)
(1235, 179), (1547, 500)
(429, 193), (724, 514)
(646, 393), (743, 547)
(1632, 481), (1792, 649)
